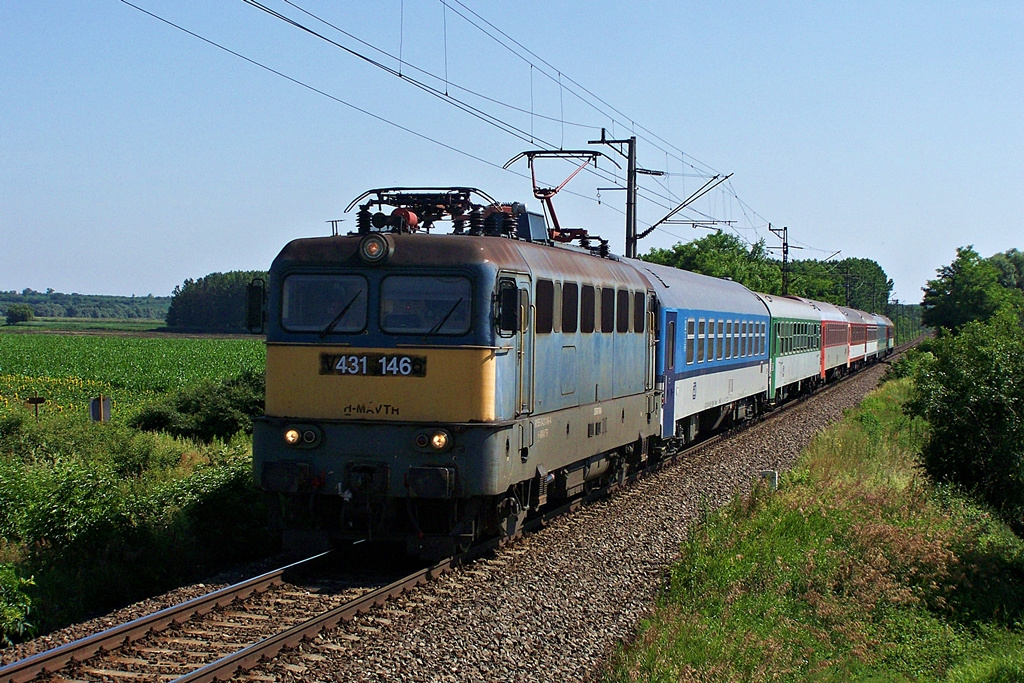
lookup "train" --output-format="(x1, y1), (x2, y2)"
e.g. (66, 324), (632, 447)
(247, 186), (894, 559)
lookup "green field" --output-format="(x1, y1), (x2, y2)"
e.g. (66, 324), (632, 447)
(0, 333), (264, 418)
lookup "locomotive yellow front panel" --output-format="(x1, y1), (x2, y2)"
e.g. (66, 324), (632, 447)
(265, 343), (499, 422)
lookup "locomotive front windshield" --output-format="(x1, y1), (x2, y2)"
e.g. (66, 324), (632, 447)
(381, 276), (472, 335)
(281, 274), (368, 333)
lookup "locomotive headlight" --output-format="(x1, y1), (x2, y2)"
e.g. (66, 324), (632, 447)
(414, 429), (451, 451)
(359, 234), (391, 264)
(283, 424), (322, 448)
(430, 431), (449, 450)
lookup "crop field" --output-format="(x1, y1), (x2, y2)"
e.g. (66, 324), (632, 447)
(0, 333), (265, 418)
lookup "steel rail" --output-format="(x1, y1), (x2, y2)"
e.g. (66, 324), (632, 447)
(169, 554), (463, 683)
(0, 551), (331, 683)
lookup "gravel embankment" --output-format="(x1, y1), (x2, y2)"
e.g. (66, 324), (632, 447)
(2, 362), (888, 681)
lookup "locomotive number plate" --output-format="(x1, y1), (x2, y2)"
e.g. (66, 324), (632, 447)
(320, 353), (427, 377)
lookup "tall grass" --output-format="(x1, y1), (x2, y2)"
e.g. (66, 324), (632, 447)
(603, 379), (1024, 682)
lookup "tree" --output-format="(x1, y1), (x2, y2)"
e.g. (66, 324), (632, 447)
(642, 232), (783, 294)
(921, 246), (1007, 331)
(166, 271), (267, 331)
(911, 308), (1024, 532)
(4, 304), (33, 325)
(830, 258), (894, 312)
(786, 260), (843, 304)
(989, 248), (1024, 292)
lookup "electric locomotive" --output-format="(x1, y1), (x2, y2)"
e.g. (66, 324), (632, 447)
(249, 188), (660, 558)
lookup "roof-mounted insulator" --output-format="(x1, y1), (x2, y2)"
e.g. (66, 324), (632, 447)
(452, 213), (467, 235)
(469, 207), (484, 236)
(357, 205), (372, 234)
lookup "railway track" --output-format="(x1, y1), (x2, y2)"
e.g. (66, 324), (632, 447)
(0, 552), (412, 683)
(2, 349), (911, 683)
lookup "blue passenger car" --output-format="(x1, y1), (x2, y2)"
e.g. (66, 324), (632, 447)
(634, 260), (771, 443)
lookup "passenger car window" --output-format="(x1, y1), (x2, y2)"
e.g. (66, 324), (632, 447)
(381, 275), (471, 335)
(281, 274), (368, 333)
(686, 319), (695, 364)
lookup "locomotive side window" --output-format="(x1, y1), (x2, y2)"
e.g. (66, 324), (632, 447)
(281, 274), (368, 333)
(633, 292), (645, 333)
(686, 319), (695, 364)
(601, 287), (615, 333)
(381, 276), (471, 335)
(581, 285), (596, 333)
(617, 290), (630, 333)
(562, 283), (578, 333)
(536, 279), (554, 334)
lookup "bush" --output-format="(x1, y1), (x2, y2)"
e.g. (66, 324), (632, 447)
(0, 408), (275, 637)
(881, 346), (936, 383)
(5, 303), (34, 324)
(910, 309), (1024, 532)
(129, 370), (264, 443)
(0, 564), (34, 645)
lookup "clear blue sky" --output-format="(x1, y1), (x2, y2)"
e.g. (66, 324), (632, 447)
(2, 1), (1021, 304)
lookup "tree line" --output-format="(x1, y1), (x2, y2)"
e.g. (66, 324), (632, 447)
(904, 244), (1024, 535)
(640, 232), (924, 342)
(0, 290), (170, 321)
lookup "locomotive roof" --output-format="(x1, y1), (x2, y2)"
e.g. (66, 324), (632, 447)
(272, 232), (648, 290)
(630, 259), (769, 316)
(272, 233), (532, 272)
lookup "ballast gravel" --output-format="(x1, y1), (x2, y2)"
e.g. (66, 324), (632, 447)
(1, 362), (889, 681)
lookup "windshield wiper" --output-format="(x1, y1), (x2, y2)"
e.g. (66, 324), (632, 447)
(426, 298), (464, 336)
(320, 291), (362, 339)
